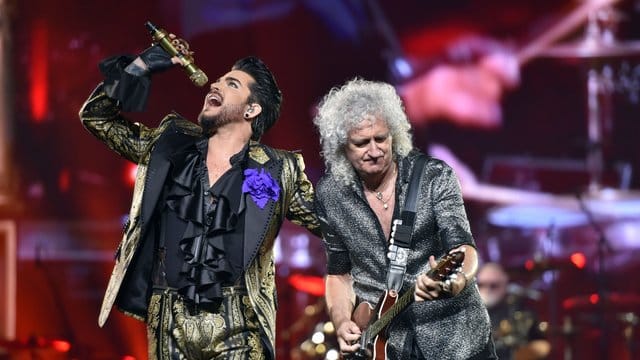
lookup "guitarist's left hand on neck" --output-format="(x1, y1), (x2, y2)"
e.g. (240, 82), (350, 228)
(414, 245), (474, 301)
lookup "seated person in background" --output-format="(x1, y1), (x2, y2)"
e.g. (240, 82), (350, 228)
(477, 262), (551, 360)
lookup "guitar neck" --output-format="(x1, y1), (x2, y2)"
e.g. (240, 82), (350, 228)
(366, 284), (416, 339)
(363, 251), (464, 340)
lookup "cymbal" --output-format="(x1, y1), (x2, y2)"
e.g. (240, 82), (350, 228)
(563, 292), (640, 312)
(487, 204), (588, 229)
(582, 188), (640, 201)
(604, 221), (640, 250)
(582, 188), (640, 218)
(541, 39), (640, 58)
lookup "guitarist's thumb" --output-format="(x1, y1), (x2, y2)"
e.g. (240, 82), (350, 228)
(414, 255), (442, 301)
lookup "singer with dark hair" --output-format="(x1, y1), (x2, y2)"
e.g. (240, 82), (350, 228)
(232, 57), (282, 141)
(79, 35), (319, 359)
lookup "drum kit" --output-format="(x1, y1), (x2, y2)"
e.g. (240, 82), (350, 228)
(482, 1), (640, 358)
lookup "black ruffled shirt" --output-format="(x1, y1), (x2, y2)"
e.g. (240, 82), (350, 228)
(158, 137), (248, 309)
(98, 53), (248, 308)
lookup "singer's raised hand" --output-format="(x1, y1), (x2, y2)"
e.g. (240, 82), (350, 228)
(166, 33), (195, 63)
(124, 44), (174, 77)
(139, 45), (174, 73)
(170, 35), (194, 58)
(125, 35), (194, 76)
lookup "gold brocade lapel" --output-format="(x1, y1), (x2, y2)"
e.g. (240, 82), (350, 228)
(242, 144), (283, 270)
(100, 116), (202, 327)
(140, 121), (200, 232)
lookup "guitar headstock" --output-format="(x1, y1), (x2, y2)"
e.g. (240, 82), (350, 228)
(426, 250), (465, 281)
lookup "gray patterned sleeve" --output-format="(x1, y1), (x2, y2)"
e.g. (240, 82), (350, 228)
(315, 180), (352, 275)
(429, 161), (475, 250)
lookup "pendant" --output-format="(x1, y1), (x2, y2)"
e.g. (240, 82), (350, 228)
(383, 203), (388, 210)
(376, 191), (383, 201)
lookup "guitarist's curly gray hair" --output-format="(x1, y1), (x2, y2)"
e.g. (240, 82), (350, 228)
(313, 78), (413, 187)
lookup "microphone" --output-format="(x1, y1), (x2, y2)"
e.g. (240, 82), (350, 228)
(145, 21), (209, 87)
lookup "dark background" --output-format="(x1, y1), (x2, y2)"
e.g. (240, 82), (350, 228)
(2, 0), (640, 359)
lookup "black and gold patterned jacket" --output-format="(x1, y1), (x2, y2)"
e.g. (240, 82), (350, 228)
(79, 83), (319, 354)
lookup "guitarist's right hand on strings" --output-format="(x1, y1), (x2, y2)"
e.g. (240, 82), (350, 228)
(326, 273), (363, 356)
(335, 319), (362, 355)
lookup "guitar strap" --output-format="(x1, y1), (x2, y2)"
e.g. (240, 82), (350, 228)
(386, 154), (427, 292)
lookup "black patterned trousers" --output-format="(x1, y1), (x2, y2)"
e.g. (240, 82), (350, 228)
(146, 287), (267, 360)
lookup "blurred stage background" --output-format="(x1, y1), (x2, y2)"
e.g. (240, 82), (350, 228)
(1, 0), (640, 359)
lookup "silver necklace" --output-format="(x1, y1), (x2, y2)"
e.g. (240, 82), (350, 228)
(375, 188), (394, 210)
(367, 165), (396, 210)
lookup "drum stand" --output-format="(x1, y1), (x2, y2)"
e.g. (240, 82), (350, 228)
(513, 1), (640, 356)
(581, 9), (615, 358)
(541, 5), (621, 358)
(576, 192), (611, 357)
(574, 5), (632, 358)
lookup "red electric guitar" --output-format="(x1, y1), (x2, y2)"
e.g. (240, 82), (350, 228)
(346, 250), (465, 360)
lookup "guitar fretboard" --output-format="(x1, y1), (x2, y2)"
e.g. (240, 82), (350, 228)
(363, 251), (464, 342)
(366, 284), (416, 340)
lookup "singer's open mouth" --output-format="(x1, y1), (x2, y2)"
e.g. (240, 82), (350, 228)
(207, 93), (222, 106)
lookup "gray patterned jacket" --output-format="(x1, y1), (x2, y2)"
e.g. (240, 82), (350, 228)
(316, 150), (492, 359)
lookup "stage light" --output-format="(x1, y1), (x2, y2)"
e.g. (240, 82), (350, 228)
(58, 169), (70, 192)
(300, 340), (314, 354)
(314, 343), (327, 355)
(325, 349), (340, 360)
(570, 252), (586, 269)
(323, 321), (335, 334)
(30, 21), (48, 123)
(589, 293), (599, 305)
(311, 331), (325, 344)
(125, 163), (138, 187)
(121, 356), (137, 360)
(288, 274), (325, 296)
(524, 259), (534, 271)
(51, 339), (71, 353)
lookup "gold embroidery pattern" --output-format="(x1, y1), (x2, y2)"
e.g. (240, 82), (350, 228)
(83, 86), (317, 357)
(146, 294), (161, 359)
(240, 147), (319, 355)
(80, 86), (204, 327)
(148, 291), (265, 359)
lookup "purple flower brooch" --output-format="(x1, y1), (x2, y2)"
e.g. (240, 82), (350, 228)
(242, 168), (281, 209)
